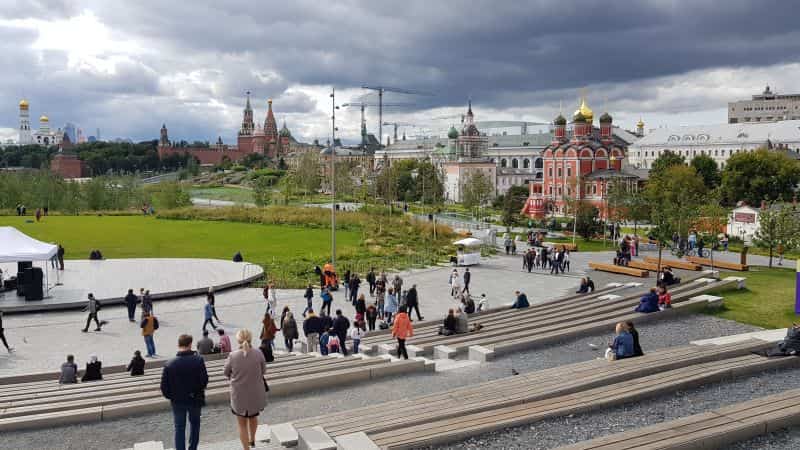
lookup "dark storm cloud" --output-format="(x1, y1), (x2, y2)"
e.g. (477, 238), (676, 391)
(1, 0), (799, 141)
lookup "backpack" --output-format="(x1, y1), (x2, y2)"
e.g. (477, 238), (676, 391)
(379, 321), (389, 330)
(153, 317), (160, 330)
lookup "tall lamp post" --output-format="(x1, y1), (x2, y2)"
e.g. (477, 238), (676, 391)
(330, 88), (338, 265)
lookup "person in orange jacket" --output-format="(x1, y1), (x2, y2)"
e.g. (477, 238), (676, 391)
(391, 306), (414, 359)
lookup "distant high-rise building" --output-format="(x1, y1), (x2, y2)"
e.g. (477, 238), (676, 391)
(77, 128), (86, 143)
(64, 122), (77, 143)
(728, 85), (800, 124)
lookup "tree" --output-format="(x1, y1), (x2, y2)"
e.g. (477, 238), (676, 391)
(606, 179), (651, 237)
(753, 203), (800, 268)
(690, 154), (721, 189)
(574, 201), (602, 239)
(461, 170), (494, 211)
(500, 185), (529, 229)
(252, 176), (272, 206)
(645, 164), (708, 277)
(720, 148), (800, 206)
(334, 161), (356, 198)
(294, 152), (321, 195)
(649, 150), (685, 181)
(375, 165), (401, 209)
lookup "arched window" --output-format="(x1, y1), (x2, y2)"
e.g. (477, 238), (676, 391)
(534, 158), (543, 169)
(512, 159), (519, 169)
(500, 159), (507, 168)
(523, 158), (530, 169)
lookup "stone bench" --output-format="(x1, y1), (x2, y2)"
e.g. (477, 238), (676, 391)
(687, 255), (749, 271)
(553, 388), (800, 450)
(588, 262), (649, 277)
(643, 256), (702, 271)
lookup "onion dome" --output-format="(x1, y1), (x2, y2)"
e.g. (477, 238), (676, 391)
(553, 114), (567, 126)
(636, 118), (645, 128)
(577, 98), (593, 122)
(572, 111), (586, 123)
(279, 121), (291, 137)
(19, 99), (29, 109)
(599, 112), (613, 123)
(39, 114), (49, 122)
(447, 126), (459, 139)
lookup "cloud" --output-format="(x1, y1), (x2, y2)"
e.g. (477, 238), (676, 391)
(1, 0), (799, 144)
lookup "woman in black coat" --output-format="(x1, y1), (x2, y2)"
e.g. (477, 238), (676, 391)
(626, 321), (644, 357)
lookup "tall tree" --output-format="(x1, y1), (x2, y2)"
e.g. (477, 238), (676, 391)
(649, 150), (686, 181)
(294, 152), (321, 195)
(720, 148), (800, 205)
(690, 154), (721, 189)
(753, 203), (800, 268)
(461, 170), (494, 212)
(500, 185), (529, 229)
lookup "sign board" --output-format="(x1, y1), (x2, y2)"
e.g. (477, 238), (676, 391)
(733, 212), (756, 223)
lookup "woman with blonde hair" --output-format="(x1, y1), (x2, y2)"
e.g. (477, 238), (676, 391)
(224, 329), (267, 449)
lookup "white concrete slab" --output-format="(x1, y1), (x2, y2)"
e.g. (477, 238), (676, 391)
(691, 329), (787, 346)
(434, 358), (481, 372)
(297, 426), (337, 450)
(433, 345), (456, 360)
(468, 345), (495, 362)
(334, 432), (380, 450)
(255, 424), (272, 442)
(133, 442), (165, 450)
(597, 294), (621, 301)
(271, 423), (299, 447)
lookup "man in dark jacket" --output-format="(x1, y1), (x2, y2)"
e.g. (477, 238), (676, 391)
(634, 288), (660, 313)
(348, 274), (361, 305)
(511, 291), (530, 309)
(161, 334), (208, 450)
(303, 310), (324, 353)
(124, 289), (139, 322)
(405, 284), (423, 321)
(366, 268), (377, 296)
(332, 309), (351, 355)
(302, 284), (314, 317)
(463, 268), (471, 293)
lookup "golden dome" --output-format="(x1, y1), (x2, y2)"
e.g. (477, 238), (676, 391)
(636, 118), (644, 128)
(39, 114), (49, 122)
(578, 98), (593, 122)
(19, 99), (29, 109)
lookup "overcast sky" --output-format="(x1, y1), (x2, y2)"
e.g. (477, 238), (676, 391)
(2, 0), (800, 145)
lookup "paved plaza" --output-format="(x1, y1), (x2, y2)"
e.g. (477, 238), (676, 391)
(0, 258), (263, 313)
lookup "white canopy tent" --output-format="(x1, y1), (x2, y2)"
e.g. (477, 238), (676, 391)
(0, 226), (58, 296)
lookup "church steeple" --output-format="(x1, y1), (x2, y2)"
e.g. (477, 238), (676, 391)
(264, 99), (278, 143)
(159, 123), (169, 147)
(240, 91), (254, 136)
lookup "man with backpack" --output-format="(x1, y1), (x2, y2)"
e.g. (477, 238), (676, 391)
(141, 310), (160, 357)
(81, 293), (107, 332)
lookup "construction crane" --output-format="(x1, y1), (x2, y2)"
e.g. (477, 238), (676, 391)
(361, 85), (433, 147)
(382, 121), (416, 143)
(341, 102), (411, 146)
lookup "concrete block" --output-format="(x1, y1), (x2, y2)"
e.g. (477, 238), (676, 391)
(406, 345), (425, 357)
(328, 352), (344, 358)
(299, 341), (309, 353)
(378, 343), (395, 355)
(255, 424), (271, 442)
(413, 357), (437, 372)
(433, 345), (456, 360)
(133, 442), (164, 450)
(335, 432), (380, 450)
(691, 294), (724, 309)
(725, 276), (747, 290)
(359, 344), (376, 355)
(624, 282), (643, 287)
(598, 294), (621, 301)
(468, 345), (495, 362)
(370, 359), (424, 378)
(696, 277), (717, 285)
(271, 422), (299, 447)
(297, 426), (337, 450)
(605, 282), (623, 288)
(377, 354), (398, 362)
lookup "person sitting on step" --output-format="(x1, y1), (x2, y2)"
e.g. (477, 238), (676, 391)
(634, 288), (660, 314)
(81, 354), (103, 382)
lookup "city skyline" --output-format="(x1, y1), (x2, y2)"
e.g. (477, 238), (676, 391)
(1, 0), (800, 144)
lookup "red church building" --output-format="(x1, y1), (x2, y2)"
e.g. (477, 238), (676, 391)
(521, 99), (639, 219)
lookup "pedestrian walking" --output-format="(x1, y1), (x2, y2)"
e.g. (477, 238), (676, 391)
(302, 284), (314, 317)
(449, 269), (461, 297)
(302, 309), (323, 353)
(141, 310), (159, 357)
(207, 288), (220, 322)
(391, 306), (414, 360)
(405, 284), (423, 321)
(259, 313), (277, 362)
(355, 293), (367, 317)
(463, 268), (471, 293)
(161, 334), (208, 450)
(332, 309), (350, 355)
(365, 303), (378, 331)
(343, 270), (351, 299)
(141, 289), (153, 319)
(202, 298), (217, 332)
(366, 268), (377, 296)
(320, 287), (333, 316)
(281, 312), (299, 352)
(348, 273), (361, 305)
(0, 310), (13, 353)
(57, 244), (65, 270)
(392, 274), (403, 298)
(563, 249), (571, 272)
(264, 283), (277, 317)
(385, 288), (398, 324)
(375, 276), (386, 319)
(124, 289), (138, 322)
(81, 293), (106, 332)
(224, 329), (267, 450)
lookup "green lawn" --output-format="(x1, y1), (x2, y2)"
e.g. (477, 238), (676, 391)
(0, 215), (359, 266)
(189, 186), (255, 204)
(546, 237), (614, 252)
(706, 266), (798, 329)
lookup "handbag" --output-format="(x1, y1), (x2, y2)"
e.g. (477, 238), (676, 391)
(604, 347), (617, 361)
(263, 377), (270, 392)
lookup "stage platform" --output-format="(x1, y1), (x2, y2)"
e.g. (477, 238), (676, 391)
(0, 258), (263, 314)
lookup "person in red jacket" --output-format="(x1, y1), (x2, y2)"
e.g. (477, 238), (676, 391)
(657, 285), (672, 309)
(391, 306), (414, 359)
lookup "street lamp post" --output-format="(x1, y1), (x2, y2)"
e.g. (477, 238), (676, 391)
(330, 87), (337, 266)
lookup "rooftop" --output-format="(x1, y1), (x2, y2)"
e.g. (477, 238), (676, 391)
(633, 120), (800, 147)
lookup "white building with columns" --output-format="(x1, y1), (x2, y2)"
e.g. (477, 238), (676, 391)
(17, 99), (62, 146)
(628, 120), (800, 169)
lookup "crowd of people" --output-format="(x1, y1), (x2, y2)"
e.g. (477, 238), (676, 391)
(521, 246), (570, 274)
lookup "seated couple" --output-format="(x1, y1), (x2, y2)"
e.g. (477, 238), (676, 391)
(439, 309), (483, 336)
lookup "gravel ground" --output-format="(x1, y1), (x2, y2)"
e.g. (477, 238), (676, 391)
(0, 315), (763, 450)
(724, 427), (800, 450)
(429, 366), (800, 450)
